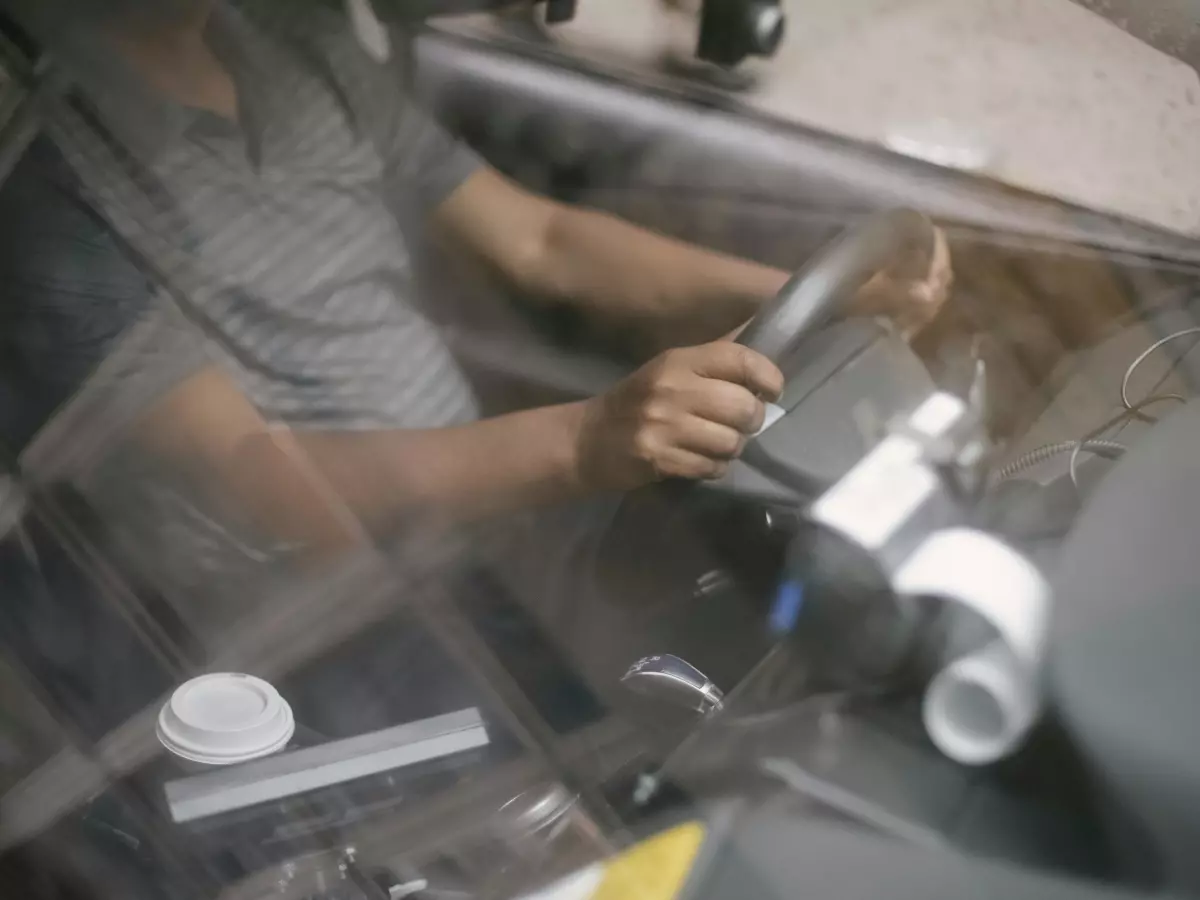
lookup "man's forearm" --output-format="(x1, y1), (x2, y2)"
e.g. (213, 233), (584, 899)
(235, 402), (591, 529)
(527, 204), (788, 347)
(435, 169), (786, 348)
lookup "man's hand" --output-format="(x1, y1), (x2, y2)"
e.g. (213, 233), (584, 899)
(851, 226), (953, 338)
(574, 341), (785, 491)
(724, 225), (953, 344)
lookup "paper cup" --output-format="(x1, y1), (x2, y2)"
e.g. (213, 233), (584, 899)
(157, 673), (295, 770)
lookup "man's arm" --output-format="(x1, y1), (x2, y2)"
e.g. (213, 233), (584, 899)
(433, 168), (952, 348)
(122, 365), (582, 544)
(433, 168), (789, 348)
(133, 340), (783, 538)
(238, 400), (589, 528)
(130, 364), (583, 539)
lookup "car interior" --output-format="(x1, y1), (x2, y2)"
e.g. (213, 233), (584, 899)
(4, 2), (1200, 899)
(406, 11), (1200, 880)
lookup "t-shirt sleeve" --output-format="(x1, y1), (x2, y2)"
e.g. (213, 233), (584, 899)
(388, 97), (484, 213)
(0, 137), (209, 467)
(365, 30), (483, 214)
(254, 5), (483, 215)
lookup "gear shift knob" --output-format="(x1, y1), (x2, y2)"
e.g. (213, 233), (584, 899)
(622, 655), (724, 714)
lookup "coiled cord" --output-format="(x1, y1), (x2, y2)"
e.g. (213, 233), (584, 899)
(996, 439), (1127, 483)
(995, 325), (1200, 490)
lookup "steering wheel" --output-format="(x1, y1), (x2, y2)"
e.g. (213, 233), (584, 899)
(735, 208), (936, 364)
(729, 207), (939, 495)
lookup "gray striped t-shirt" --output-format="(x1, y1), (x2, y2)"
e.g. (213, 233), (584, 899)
(50, 2), (483, 433)
(17, 4), (487, 626)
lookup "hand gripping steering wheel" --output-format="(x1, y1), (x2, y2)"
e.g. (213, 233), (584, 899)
(733, 207), (938, 494)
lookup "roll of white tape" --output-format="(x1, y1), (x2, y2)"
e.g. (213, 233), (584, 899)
(893, 528), (1050, 765)
(921, 639), (1039, 766)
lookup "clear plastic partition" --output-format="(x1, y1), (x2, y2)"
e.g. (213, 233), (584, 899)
(0, 7), (649, 898)
(1, 3), (1200, 900)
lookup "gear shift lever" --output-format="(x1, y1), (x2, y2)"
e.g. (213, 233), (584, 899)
(621, 655), (725, 714)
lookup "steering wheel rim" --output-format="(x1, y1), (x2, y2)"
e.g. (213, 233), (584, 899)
(736, 207), (937, 367)
(722, 207), (937, 497)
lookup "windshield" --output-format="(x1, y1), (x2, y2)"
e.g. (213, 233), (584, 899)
(441, 0), (1200, 235)
(0, 3), (1198, 900)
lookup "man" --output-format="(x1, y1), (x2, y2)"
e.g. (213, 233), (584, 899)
(3, 0), (948, 518)
(0, 0), (949, 708)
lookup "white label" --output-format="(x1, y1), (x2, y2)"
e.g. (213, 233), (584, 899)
(908, 392), (965, 439)
(754, 402), (787, 437)
(810, 435), (936, 551)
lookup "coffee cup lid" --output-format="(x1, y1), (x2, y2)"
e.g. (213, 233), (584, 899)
(156, 673), (295, 766)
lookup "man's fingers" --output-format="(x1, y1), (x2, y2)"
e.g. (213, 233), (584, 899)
(931, 226), (951, 278)
(686, 342), (784, 402)
(901, 229), (952, 337)
(680, 379), (766, 434)
(655, 447), (730, 481)
(673, 415), (746, 460)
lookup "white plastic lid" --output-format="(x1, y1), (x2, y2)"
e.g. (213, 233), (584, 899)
(156, 673), (295, 766)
